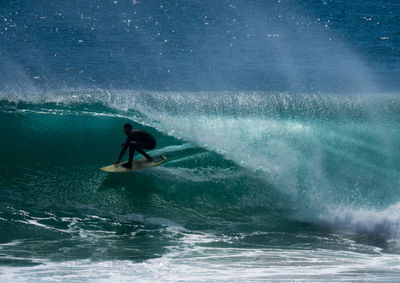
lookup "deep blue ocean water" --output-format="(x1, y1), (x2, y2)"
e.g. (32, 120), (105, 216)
(1, 0), (400, 281)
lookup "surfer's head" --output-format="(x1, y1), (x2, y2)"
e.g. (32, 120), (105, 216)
(123, 123), (132, 135)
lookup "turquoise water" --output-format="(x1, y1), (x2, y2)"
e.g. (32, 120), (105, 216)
(1, 0), (400, 281)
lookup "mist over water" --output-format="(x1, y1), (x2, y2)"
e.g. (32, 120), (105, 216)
(1, 0), (399, 92)
(1, 0), (400, 281)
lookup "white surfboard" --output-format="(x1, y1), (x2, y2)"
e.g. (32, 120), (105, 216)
(100, 155), (167, 173)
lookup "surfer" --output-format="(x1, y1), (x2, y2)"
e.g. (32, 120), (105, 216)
(115, 123), (156, 168)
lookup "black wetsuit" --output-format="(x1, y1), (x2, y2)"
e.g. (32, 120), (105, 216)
(118, 129), (156, 167)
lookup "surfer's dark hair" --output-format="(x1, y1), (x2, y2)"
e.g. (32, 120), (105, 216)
(124, 123), (132, 130)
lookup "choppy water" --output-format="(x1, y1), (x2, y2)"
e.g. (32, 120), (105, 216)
(1, 0), (400, 281)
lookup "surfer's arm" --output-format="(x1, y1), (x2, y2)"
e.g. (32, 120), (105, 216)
(117, 137), (131, 162)
(117, 134), (134, 162)
(117, 144), (128, 162)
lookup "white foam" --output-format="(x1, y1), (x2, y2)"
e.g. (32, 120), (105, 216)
(1, 245), (400, 282)
(151, 143), (193, 154)
(321, 202), (400, 240)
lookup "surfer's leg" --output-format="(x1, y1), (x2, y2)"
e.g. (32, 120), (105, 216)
(122, 144), (135, 168)
(136, 146), (153, 162)
(135, 138), (155, 162)
(128, 144), (135, 165)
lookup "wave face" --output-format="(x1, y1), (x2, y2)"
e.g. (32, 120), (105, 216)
(1, 90), (400, 280)
(1, 0), (400, 281)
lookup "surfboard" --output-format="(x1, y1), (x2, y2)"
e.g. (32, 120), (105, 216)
(100, 155), (167, 173)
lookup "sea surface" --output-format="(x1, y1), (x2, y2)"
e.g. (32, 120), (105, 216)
(1, 0), (400, 281)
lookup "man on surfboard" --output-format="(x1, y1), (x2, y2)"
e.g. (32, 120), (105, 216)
(115, 123), (156, 168)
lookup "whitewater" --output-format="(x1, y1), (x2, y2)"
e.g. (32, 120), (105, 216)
(1, 0), (400, 281)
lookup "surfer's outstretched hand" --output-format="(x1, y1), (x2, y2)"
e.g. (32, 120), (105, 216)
(120, 142), (126, 147)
